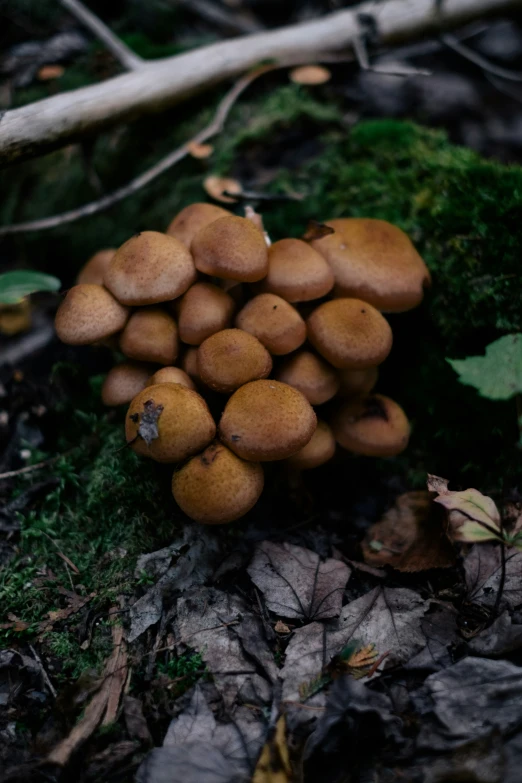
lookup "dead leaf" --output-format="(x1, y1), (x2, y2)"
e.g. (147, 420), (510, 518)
(464, 544), (522, 609)
(204, 176), (243, 203)
(405, 607), (461, 672)
(361, 491), (455, 571)
(302, 220), (335, 243)
(103, 618), (128, 726)
(37, 591), (95, 639)
(289, 65), (331, 85)
(274, 620), (291, 635)
(187, 141), (213, 159)
(426, 474), (449, 495)
(37, 64), (64, 80)
(252, 715), (291, 783)
(431, 483), (502, 544)
(247, 541), (351, 621)
(132, 399), (164, 447)
(123, 695), (152, 746)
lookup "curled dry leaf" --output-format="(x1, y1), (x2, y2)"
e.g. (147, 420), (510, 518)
(431, 482), (502, 543)
(204, 176), (243, 203)
(131, 399), (164, 447)
(361, 491), (455, 571)
(289, 65), (331, 85)
(187, 141), (214, 159)
(302, 219), (335, 243)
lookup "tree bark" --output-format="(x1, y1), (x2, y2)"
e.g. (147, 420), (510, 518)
(0, 0), (519, 167)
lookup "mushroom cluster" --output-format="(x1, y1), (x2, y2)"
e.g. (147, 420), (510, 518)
(55, 205), (430, 525)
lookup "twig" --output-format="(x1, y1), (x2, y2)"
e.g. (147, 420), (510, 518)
(352, 32), (431, 77)
(28, 644), (57, 698)
(176, 0), (262, 35)
(441, 32), (522, 81)
(0, 455), (61, 481)
(60, 0), (144, 71)
(0, 65), (274, 235)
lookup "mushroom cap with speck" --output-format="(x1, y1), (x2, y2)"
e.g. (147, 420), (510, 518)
(338, 366), (378, 398)
(259, 238), (334, 302)
(77, 249), (116, 285)
(310, 218), (431, 312)
(307, 298), (392, 369)
(178, 282), (235, 345)
(172, 442), (264, 524)
(219, 379), (317, 461)
(191, 216), (268, 282)
(235, 294), (306, 355)
(147, 367), (195, 390)
(126, 383), (216, 463)
(276, 350), (339, 405)
(287, 420), (336, 470)
(101, 361), (152, 406)
(166, 203), (231, 247)
(331, 394), (410, 457)
(104, 231), (196, 306)
(197, 328), (272, 393)
(55, 284), (129, 345)
(120, 307), (179, 365)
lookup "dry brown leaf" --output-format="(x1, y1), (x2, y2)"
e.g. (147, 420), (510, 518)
(274, 620), (291, 634)
(187, 141), (214, 159)
(361, 491), (455, 572)
(203, 175), (243, 203)
(302, 219), (335, 243)
(103, 619), (128, 726)
(252, 715), (291, 783)
(290, 65), (331, 85)
(37, 592), (95, 638)
(427, 474), (449, 495)
(37, 64), (65, 81)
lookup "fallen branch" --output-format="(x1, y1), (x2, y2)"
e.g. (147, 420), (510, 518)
(1, 0), (519, 167)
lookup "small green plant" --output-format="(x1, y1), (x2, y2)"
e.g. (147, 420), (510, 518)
(0, 270), (61, 304)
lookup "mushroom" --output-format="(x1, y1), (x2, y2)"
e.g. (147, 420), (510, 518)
(191, 216), (268, 282)
(338, 367), (378, 398)
(331, 394), (410, 457)
(276, 350), (339, 405)
(77, 249), (116, 285)
(166, 203), (231, 247)
(172, 442), (264, 524)
(120, 308), (179, 365)
(197, 328), (272, 393)
(101, 361), (152, 406)
(181, 347), (200, 383)
(219, 379), (317, 461)
(54, 284), (129, 345)
(126, 383), (216, 463)
(104, 231), (196, 306)
(259, 238), (334, 302)
(178, 282), (235, 345)
(307, 298), (392, 369)
(235, 294), (306, 355)
(147, 366), (195, 390)
(287, 420), (336, 469)
(310, 218), (431, 312)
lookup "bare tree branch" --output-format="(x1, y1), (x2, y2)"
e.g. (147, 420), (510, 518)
(1, 0), (519, 167)
(176, 0), (262, 35)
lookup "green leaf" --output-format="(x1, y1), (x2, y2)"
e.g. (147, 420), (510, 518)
(0, 271), (61, 304)
(447, 334), (522, 400)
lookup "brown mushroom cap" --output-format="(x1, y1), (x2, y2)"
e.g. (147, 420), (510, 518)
(191, 216), (268, 282)
(147, 367), (195, 390)
(178, 282), (235, 345)
(219, 379), (317, 461)
(287, 420), (336, 469)
(120, 308), (179, 365)
(259, 238), (334, 302)
(338, 367), (378, 398)
(77, 249), (116, 285)
(181, 347), (200, 382)
(235, 294), (306, 355)
(126, 383), (216, 463)
(104, 231), (196, 306)
(310, 218), (431, 312)
(331, 394), (410, 457)
(307, 298), (392, 369)
(276, 350), (339, 405)
(172, 442), (264, 524)
(166, 203), (231, 247)
(197, 328), (272, 393)
(55, 284), (129, 345)
(101, 362), (152, 406)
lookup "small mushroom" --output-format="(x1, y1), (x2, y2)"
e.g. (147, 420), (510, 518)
(147, 367), (195, 390)
(126, 383), (216, 463)
(191, 216), (268, 282)
(259, 238), (334, 302)
(276, 350), (339, 405)
(181, 347), (200, 382)
(178, 282), (235, 345)
(101, 361), (152, 406)
(120, 307), (179, 365)
(307, 298), (392, 369)
(197, 328), (272, 393)
(172, 442), (264, 524)
(287, 420), (336, 469)
(166, 203), (231, 247)
(104, 231), (196, 305)
(338, 367), (378, 398)
(331, 394), (410, 457)
(310, 218), (431, 312)
(77, 249), (116, 285)
(235, 293), (306, 355)
(55, 284), (129, 345)
(219, 379), (317, 461)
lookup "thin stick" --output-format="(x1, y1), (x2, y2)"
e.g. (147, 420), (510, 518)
(28, 644), (57, 698)
(60, 0), (144, 71)
(0, 65), (274, 236)
(176, 0), (262, 35)
(441, 32), (522, 81)
(0, 456), (60, 481)
(352, 32), (431, 76)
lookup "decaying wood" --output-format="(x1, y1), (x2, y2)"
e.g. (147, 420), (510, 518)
(0, 0), (519, 167)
